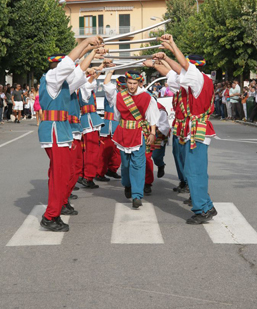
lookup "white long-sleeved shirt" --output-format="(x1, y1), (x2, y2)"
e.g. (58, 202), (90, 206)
(41, 56), (88, 148)
(80, 79), (102, 134)
(167, 65), (211, 145)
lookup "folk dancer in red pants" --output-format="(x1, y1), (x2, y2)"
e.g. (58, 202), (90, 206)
(78, 55), (108, 188)
(39, 37), (103, 232)
(95, 68), (124, 181)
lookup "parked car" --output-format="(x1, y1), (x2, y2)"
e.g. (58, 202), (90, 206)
(146, 76), (175, 127)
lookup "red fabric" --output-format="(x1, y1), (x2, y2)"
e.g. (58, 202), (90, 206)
(44, 131), (71, 220)
(112, 91), (151, 148)
(83, 131), (100, 181)
(157, 102), (167, 112)
(97, 135), (121, 177)
(145, 151), (154, 185)
(187, 74), (216, 137)
(64, 139), (83, 204)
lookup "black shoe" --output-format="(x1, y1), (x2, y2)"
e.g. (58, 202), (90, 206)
(173, 181), (186, 193)
(69, 193), (78, 200)
(17, 120), (20, 123)
(73, 186), (79, 191)
(183, 196), (192, 206)
(208, 206), (218, 217)
(124, 186), (131, 198)
(95, 175), (110, 182)
(61, 203), (78, 216)
(106, 170), (121, 179)
(157, 164), (165, 178)
(186, 208), (216, 225)
(82, 179), (99, 189)
(14, 118), (18, 123)
(144, 184), (152, 195)
(55, 216), (69, 228)
(40, 215), (69, 232)
(132, 198), (142, 209)
(77, 176), (83, 184)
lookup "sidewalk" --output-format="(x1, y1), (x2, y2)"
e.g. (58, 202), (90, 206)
(210, 114), (257, 128)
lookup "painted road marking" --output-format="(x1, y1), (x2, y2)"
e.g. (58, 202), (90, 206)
(111, 203), (164, 244)
(214, 136), (257, 144)
(6, 205), (70, 246)
(0, 131), (33, 148)
(204, 203), (257, 244)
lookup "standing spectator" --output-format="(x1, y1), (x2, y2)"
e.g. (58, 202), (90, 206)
(6, 87), (13, 121)
(152, 86), (159, 99)
(229, 82), (243, 120)
(164, 83), (174, 97)
(249, 86), (257, 122)
(12, 84), (23, 123)
(214, 83), (222, 116)
(28, 87), (35, 118)
(33, 84), (42, 126)
(223, 82), (232, 119)
(160, 83), (166, 97)
(241, 87), (249, 121)
(0, 84), (6, 124)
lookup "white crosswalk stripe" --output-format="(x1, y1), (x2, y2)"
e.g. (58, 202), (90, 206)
(204, 203), (257, 244)
(111, 203), (164, 244)
(5, 202), (257, 246)
(6, 205), (70, 247)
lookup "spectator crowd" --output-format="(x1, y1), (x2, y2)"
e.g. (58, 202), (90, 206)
(213, 79), (257, 122)
(0, 83), (42, 126)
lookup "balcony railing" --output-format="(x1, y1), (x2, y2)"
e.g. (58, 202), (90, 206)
(73, 26), (135, 38)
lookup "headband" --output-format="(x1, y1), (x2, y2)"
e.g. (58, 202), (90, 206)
(116, 78), (127, 89)
(47, 55), (65, 63)
(186, 55), (206, 67)
(125, 72), (142, 80)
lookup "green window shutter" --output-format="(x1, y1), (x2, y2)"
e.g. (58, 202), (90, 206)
(79, 16), (84, 35)
(92, 16), (97, 35)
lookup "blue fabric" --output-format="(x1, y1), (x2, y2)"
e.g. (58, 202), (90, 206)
(152, 145), (166, 167)
(79, 90), (104, 130)
(172, 135), (187, 183)
(38, 75), (73, 143)
(120, 139), (146, 199)
(184, 141), (214, 214)
(100, 96), (119, 136)
(69, 92), (83, 133)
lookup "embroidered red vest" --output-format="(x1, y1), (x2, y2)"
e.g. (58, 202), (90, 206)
(187, 74), (215, 137)
(112, 91), (151, 148)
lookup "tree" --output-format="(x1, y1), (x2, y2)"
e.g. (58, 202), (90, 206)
(1, 0), (76, 83)
(179, 0), (257, 80)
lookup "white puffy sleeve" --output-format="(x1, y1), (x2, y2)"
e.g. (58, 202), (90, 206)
(179, 63), (204, 98)
(46, 56), (75, 98)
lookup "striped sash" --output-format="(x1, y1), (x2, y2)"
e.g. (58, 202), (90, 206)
(119, 119), (141, 129)
(68, 115), (80, 124)
(120, 90), (151, 153)
(41, 110), (68, 121)
(104, 111), (114, 121)
(81, 105), (96, 115)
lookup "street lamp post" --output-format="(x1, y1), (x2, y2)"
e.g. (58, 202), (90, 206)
(150, 16), (166, 32)
(196, 0), (199, 13)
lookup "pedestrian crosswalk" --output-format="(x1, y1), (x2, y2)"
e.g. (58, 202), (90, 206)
(5, 202), (257, 246)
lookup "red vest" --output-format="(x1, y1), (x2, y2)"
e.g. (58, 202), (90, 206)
(112, 91), (151, 148)
(187, 74), (215, 137)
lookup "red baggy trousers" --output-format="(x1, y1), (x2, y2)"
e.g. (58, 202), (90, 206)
(63, 139), (83, 204)
(145, 151), (154, 185)
(96, 135), (121, 177)
(44, 132), (71, 220)
(83, 131), (100, 181)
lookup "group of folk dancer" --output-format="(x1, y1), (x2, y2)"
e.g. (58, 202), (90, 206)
(38, 34), (217, 232)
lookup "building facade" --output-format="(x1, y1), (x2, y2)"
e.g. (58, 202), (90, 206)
(63, 0), (168, 56)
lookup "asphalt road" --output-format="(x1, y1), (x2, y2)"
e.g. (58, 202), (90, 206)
(0, 118), (257, 309)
